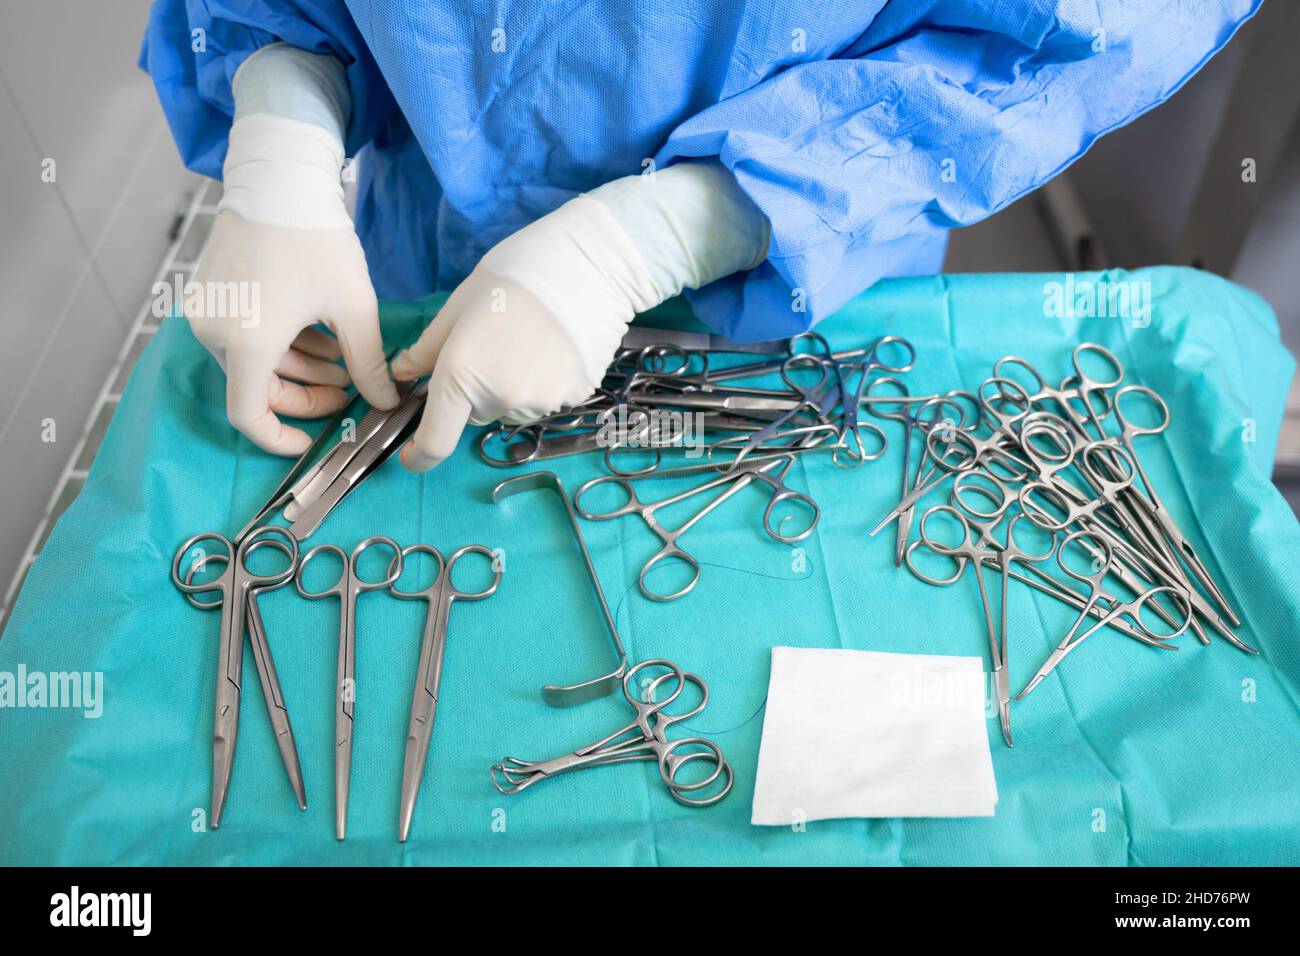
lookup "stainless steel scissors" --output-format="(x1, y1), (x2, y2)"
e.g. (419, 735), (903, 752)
(490, 659), (733, 807)
(727, 332), (845, 467)
(391, 544), (501, 842)
(295, 535), (403, 840)
(179, 535), (308, 814)
(171, 525), (299, 828)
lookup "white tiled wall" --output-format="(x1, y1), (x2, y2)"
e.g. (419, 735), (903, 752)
(0, 1), (200, 606)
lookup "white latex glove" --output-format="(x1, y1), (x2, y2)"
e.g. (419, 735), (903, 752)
(392, 162), (770, 471)
(188, 45), (397, 455)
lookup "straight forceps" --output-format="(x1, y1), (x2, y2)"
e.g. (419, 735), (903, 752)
(490, 660), (733, 807)
(391, 544), (501, 842)
(1017, 529), (1193, 699)
(575, 453), (818, 601)
(295, 535), (403, 839)
(171, 526), (299, 827)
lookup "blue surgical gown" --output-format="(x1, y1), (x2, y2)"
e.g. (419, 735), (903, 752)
(141, 1), (1259, 341)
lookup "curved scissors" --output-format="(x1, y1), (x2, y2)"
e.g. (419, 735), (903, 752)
(171, 525), (298, 828)
(295, 535), (403, 840)
(391, 544), (501, 841)
(180, 534), (307, 814)
(490, 659), (733, 807)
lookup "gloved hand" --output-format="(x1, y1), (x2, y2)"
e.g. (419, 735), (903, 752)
(188, 45), (397, 456)
(392, 161), (770, 471)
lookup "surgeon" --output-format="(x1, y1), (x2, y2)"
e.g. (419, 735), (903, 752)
(142, 1), (1258, 471)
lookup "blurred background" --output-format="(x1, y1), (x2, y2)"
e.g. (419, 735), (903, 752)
(2, 0), (1298, 631)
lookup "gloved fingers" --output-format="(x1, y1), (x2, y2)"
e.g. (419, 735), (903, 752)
(277, 346), (350, 387)
(226, 351), (312, 456)
(292, 326), (344, 361)
(268, 375), (351, 419)
(400, 366), (474, 472)
(390, 296), (463, 382)
(327, 292), (400, 410)
(500, 409), (545, 426)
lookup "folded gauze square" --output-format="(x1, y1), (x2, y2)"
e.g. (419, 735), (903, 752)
(751, 647), (998, 825)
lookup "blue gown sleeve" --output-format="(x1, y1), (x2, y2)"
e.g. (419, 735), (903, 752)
(139, 0), (396, 179)
(659, 0), (1262, 341)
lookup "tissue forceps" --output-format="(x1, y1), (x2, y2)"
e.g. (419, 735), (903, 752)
(171, 526), (299, 828)
(490, 659), (733, 807)
(294, 535), (404, 839)
(391, 544), (501, 842)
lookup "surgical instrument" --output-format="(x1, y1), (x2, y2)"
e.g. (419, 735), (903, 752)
(491, 472), (628, 705)
(575, 452), (819, 601)
(490, 659), (733, 807)
(1016, 529), (1193, 699)
(295, 535), (404, 839)
(391, 544), (501, 842)
(180, 537), (308, 813)
(171, 525), (299, 827)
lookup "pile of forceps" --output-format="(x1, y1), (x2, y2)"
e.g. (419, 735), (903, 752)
(480, 327), (925, 600)
(868, 342), (1251, 747)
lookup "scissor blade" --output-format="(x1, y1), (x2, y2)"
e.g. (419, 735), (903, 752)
(210, 586), (246, 829)
(245, 597), (306, 810)
(211, 711), (237, 829)
(335, 719), (353, 841)
(397, 718), (433, 843)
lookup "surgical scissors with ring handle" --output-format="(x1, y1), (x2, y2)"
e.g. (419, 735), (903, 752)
(180, 535), (308, 814)
(832, 334), (916, 451)
(171, 525), (299, 828)
(1017, 528), (1194, 700)
(490, 659), (733, 807)
(574, 453), (819, 602)
(294, 535), (404, 840)
(389, 543), (501, 842)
